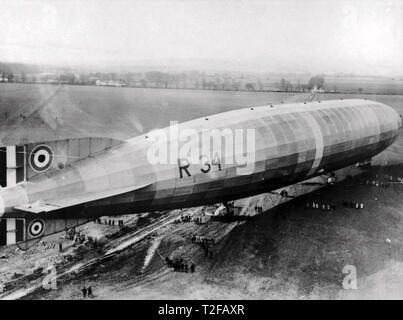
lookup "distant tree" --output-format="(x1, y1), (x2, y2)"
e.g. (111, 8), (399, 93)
(207, 81), (217, 90)
(202, 79), (208, 90)
(223, 78), (230, 90)
(182, 73), (188, 89)
(67, 73), (75, 84)
(79, 73), (90, 85)
(232, 81), (241, 91)
(280, 78), (286, 91)
(257, 79), (264, 91)
(288, 83), (293, 91)
(172, 74), (179, 89)
(215, 77), (221, 89)
(280, 78), (292, 92)
(245, 83), (255, 91)
(140, 79), (148, 88)
(295, 79), (301, 92)
(145, 71), (171, 88)
(124, 73), (133, 85)
(307, 76), (325, 90)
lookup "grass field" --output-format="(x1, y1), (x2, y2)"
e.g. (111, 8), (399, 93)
(1, 82), (402, 145)
(325, 78), (403, 95)
(0, 83), (296, 145)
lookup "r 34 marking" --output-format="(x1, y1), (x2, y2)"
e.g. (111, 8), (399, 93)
(178, 155), (222, 178)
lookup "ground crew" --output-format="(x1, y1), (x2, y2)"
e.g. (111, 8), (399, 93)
(87, 286), (93, 298)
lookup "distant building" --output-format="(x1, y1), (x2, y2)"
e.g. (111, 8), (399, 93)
(311, 86), (325, 93)
(95, 79), (125, 87)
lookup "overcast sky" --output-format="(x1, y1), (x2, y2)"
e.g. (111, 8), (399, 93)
(0, 0), (402, 76)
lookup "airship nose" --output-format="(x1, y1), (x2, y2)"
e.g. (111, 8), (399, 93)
(392, 109), (402, 130)
(381, 102), (402, 130)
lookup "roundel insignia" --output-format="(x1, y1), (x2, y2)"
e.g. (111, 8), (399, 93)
(28, 219), (45, 238)
(29, 144), (54, 173)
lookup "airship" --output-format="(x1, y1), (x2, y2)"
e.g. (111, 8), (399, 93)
(0, 99), (401, 246)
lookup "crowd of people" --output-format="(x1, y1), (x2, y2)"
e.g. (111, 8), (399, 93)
(193, 216), (206, 224)
(363, 179), (391, 188)
(255, 205), (263, 213)
(94, 218), (124, 227)
(305, 201), (336, 211)
(174, 214), (195, 224)
(165, 257), (195, 273)
(73, 231), (87, 246)
(81, 286), (94, 298)
(342, 200), (364, 209)
(190, 235), (215, 245)
(191, 234), (215, 258)
(65, 228), (87, 245)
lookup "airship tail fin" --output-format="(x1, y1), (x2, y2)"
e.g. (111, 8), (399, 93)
(1, 182), (150, 246)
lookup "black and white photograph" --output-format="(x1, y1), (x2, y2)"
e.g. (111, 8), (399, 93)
(0, 0), (403, 305)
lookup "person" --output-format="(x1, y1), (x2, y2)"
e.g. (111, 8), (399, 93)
(87, 286), (93, 298)
(81, 286), (87, 298)
(59, 243), (63, 252)
(190, 264), (195, 273)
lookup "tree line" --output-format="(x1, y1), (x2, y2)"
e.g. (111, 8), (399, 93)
(1, 62), (329, 92)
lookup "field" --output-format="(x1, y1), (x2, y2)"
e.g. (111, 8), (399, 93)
(1, 83), (403, 299)
(325, 77), (403, 95)
(0, 83), (297, 146)
(1, 82), (402, 144)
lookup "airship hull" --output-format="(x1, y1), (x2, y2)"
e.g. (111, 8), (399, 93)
(94, 100), (399, 215)
(0, 99), (401, 219)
